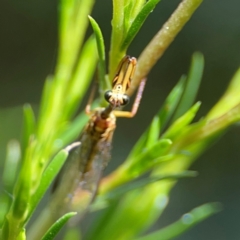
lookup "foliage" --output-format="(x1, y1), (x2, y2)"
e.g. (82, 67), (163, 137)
(1, 0), (240, 239)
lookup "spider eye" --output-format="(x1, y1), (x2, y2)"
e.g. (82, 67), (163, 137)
(122, 94), (130, 106)
(104, 90), (112, 103)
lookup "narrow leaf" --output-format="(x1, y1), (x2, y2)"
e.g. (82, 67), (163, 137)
(108, 171), (197, 200)
(136, 203), (222, 240)
(0, 141), (21, 225)
(58, 0), (94, 76)
(12, 143), (32, 221)
(0, 195), (9, 227)
(121, 0), (162, 50)
(64, 36), (98, 118)
(37, 76), (54, 137)
(145, 116), (160, 148)
(207, 67), (240, 120)
(22, 104), (36, 152)
(158, 75), (186, 129)
(41, 212), (77, 240)
(131, 0), (145, 19)
(123, 1), (134, 34)
(171, 52), (204, 122)
(128, 76), (185, 160)
(126, 139), (173, 176)
(92, 171), (197, 211)
(163, 102), (201, 140)
(129, 0), (203, 97)
(26, 142), (80, 224)
(127, 130), (149, 160)
(88, 16), (110, 92)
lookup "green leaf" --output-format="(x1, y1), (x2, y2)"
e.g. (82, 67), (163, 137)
(64, 36), (98, 118)
(12, 145), (32, 221)
(158, 75), (186, 129)
(126, 130), (149, 161)
(135, 203), (222, 240)
(16, 228), (26, 240)
(121, 0), (162, 50)
(58, 0), (95, 78)
(0, 140), (21, 225)
(171, 52), (204, 122)
(130, 0), (145, 19)
(88, 16), (110, 93)
(59, 0), (75, 44)
(123, 1), (134, 35)
(92, 171), (197, 211)
(128, 76), (185, 160)
(163, 101), (201, 140)
(106, 171), (197, 199)
(0, 195), (9, 228)
(22, 104), (36, 153)
(126, 138), (173, 177)
(207, 67), (240, 120)
(41, 212), (77, 240)
(37, 76), (54, 137)
(26, 143), (80, 224)
(145, 116), (161, 148)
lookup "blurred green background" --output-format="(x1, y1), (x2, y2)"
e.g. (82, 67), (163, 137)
(0, 0), (240, 239)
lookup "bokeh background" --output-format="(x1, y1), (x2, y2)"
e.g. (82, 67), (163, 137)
(1, 0), (240, 239)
